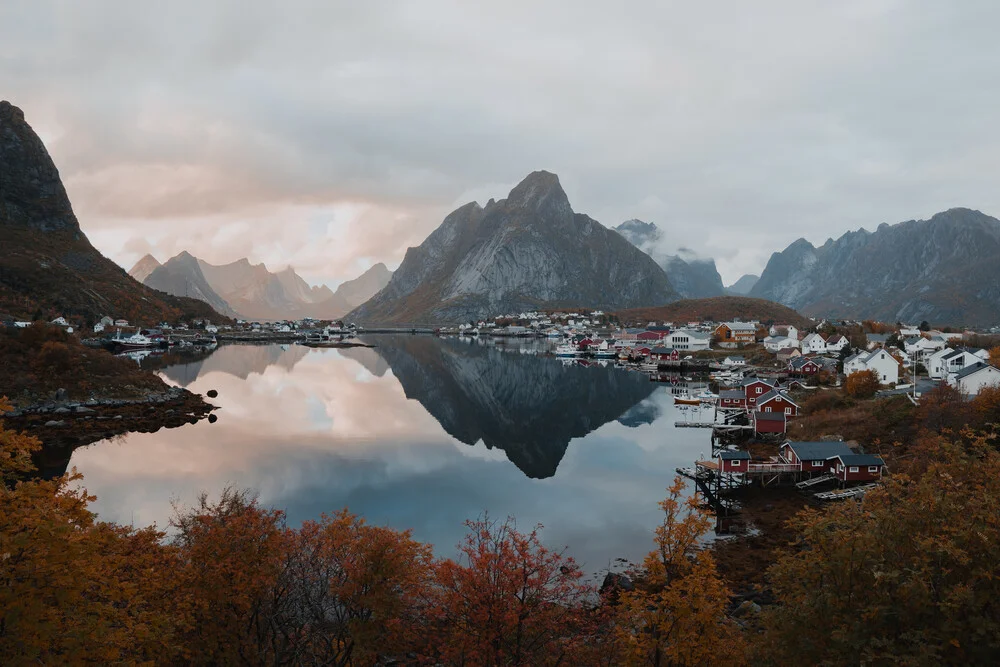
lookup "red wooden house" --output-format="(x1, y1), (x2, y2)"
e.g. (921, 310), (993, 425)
(649, 346), (680, 362)
(637, 330), (666, 342)
(780, 441), (853, 474)
(718, 389), (747, 410)
(717, 450), (751, 473)
(831, 454), (885, 482)
(752, 410), (787, 435)
(755, 389), (800, 416)
(741, 378), (776, 407)
(787, 356), (821, 375)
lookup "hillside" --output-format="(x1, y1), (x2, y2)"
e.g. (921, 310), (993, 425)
(750, 208), (1000, 326)
(616, 296), (811, 328)
(0, 101), (222, 325)
(349, 171), (678, 324)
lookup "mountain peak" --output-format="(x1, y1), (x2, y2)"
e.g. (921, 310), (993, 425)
(127, 254), (163, 283)
(506, 170), (570, 212)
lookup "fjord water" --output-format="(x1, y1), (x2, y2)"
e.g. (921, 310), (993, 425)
(69, 337), (712, 571)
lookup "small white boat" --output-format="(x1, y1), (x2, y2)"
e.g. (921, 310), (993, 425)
(555, 344), (582, 357)
(112, 329), (157, 349)
(696, 390), (719, 402)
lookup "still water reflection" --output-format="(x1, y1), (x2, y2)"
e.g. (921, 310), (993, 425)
(70, 336), (713, 570)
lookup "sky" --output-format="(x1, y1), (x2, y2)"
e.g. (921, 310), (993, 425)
(4, 1), (1000, 287)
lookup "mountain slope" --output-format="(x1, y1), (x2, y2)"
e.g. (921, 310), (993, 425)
(613, 219), (726, 298)
(749, 208), (1000, 325)
(726, 274), (759, 296)
(333, 263), (392, 309)
(128, 254), (162, 283)
(144, 252), (238, 318)
(0, 100), (222, 324)
(349, 171), (678, 324)
(617, 296), (811, 328)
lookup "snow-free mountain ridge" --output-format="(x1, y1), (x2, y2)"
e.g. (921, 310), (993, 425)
(613, 219), (726, 299)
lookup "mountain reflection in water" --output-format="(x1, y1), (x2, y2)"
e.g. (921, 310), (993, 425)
(69, 338), (713, 568)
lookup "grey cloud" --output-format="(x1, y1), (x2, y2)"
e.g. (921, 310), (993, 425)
(4, 1), (1000, 284)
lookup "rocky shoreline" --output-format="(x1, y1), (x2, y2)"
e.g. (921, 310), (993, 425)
(5, 386), (218, 479)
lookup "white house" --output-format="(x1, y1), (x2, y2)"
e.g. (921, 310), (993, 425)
(844, 348), (901, 385)
(723, 355), (747, 367)
(769, 324), (799, 340)
(763, 335), (799, 352)
(904, 336), (945, 359)
(663, 329), (711, 351)
(899, 326), (921, 337)
(825, 334), (849, 353)
(801, 333), (827, 354)
(929, 348), (981, 380)
(51, 317), (69, 327)
(114, 319), (129, 327)
(93, 322), (105, 333)
(950, 363), (1000, 396)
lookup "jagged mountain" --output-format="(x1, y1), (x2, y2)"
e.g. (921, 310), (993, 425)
(159, 343), (311, 386)
(749, 208), (1000, 326)
(373, 335), (656, 478)
(143, 252), (238, 318)
(613, 219), (725, 298)
(350, 172), (678, 324)
(130, 253), (392, 321)
(0, 100), (222, 324)
(128, 254), (162, 283)
(726, 274), (759, 296)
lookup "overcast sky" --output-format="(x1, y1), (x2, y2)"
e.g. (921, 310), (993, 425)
(4, 1), (1000, 286)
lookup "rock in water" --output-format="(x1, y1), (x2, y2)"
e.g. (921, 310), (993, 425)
(348, 171), (678, 324)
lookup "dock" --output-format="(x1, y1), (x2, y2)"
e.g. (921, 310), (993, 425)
(814, 484), (878, 501)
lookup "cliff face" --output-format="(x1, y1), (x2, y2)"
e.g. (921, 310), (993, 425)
(349, 172), (678, 324)
(726, 274), (759, 296)
(613, 219), (725, 299)
(749, 208), (1000, 325)
(0, 100), (222, 323)
(373, 336), (656, 478)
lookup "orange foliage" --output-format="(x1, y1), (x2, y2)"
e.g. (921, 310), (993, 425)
(845, 369), (880, 398)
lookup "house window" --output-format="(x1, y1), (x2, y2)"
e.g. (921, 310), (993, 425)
(731, 460), (742, 467)
(868, 466), (879, 473)
(849, 466), (859, 473)
(784, 407), (793, 415)
(812, 461), (822, 467)
(765, 407), (772, 412)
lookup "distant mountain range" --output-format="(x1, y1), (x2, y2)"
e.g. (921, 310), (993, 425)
(130, 254), (392, 321)
(749, 208), (1000, 326)
(726, 274), (759, 296)
(0, 101), (220, 324)
(349, 171), (678, 324)
(613, 219), (726, 299)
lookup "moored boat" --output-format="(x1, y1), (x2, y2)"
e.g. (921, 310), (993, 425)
(554, 344), (582, 357)
(674, 394), (702, 406)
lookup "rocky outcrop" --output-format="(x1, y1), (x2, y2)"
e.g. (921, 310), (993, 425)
(749, 208), (1000, 326)
(0, 100), (222, 323)
(350, 172), (678, 324)
(373, 335), (656, 478)
(613, 219), (725, 299)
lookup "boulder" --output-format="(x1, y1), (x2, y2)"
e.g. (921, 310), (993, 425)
(44, 420), (65, 427)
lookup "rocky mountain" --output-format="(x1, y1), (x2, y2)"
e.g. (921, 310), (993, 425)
(130, 254), (391, 321)
(159, 342), (310, 386)
(749, 208), (1000, 326)
(349, 172), (678, 324)
(143, 252), (238, 318)
(613, 219), (725, 299)
(373, 335), (655, 478)
(726, 274), (759, 296)
(0, 100), (222, 324)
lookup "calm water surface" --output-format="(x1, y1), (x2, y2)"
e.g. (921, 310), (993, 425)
(70, 336), (715, 572)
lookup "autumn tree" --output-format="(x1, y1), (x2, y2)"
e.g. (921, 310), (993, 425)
(755, 437), (1000, 664)
(612, 478), (745, 666)
(844, 369), (880, 398)
(971, 385), (1000, 430)
(989, 346), (1000, 367)
(420, 515), (595, 665)
(914, 382), (972, 434)
(0, 398), (40, 484)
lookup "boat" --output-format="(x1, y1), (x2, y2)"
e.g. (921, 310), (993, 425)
(554, 344), (582, 357)
(696, 390), (719, 403)
(674, 394), (702, 406)
(111, 329), (157, 349)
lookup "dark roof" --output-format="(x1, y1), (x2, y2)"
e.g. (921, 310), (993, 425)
(954, 362), (997, 381)
(719, 451), (751, 460)
(757, 389), (800, 407)
(719, 390), (745, 399)
(835, 453), (885, 467)
(650, 346), (674, 354)
(753, 411), (786, 422)
(782, 441), (854, 460)
(647, 325), (671, 331)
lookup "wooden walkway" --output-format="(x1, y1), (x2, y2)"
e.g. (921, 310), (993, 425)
(814, 484), (879, 501)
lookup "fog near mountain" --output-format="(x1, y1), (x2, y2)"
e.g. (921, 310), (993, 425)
(350, 172), (677, 324)
(613, 220), (725, 299)
(749, 208), (1000, 326)
(726, 274), (759, 296)
(130, 253), (392, 321)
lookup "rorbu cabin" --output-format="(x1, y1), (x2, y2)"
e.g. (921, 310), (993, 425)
(755, 389), (800, 416)
(742, 378), (776, 407)
(752, 410), (787, 436)
(831, 454), (885, 482)
(780, 441), (854, 474)
(718, 389), (747, 410)
(718, 450), (751, 473)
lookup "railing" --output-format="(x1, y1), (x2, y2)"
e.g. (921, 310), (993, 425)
(746, 463), (800, 474)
